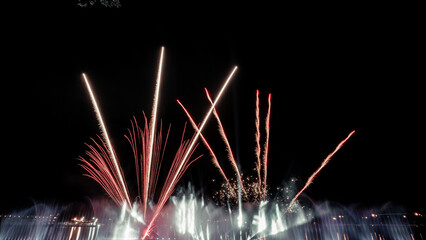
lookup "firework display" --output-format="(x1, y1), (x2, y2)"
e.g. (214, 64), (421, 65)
(1, 47), (423, 240)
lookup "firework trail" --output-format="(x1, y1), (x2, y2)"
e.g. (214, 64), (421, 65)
(262, 93), (272, 199)
(143, 66), (238, 239)
(204, 88), (247, 196)
(145, 46), (165, 217)
(181, 65), (238, 165)
(177, 99), (235, 196)
(254, 90), (272, 200)
(80, 73), (131, 207)
(283, 130), (356, 215)
(255, 90), (262, 197)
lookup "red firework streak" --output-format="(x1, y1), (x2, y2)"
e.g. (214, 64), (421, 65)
(253, 90), (272, 200)
(181, 89), (273, 201)
(255, 90), (262, 197)
(177, 99), (236, 196)
(79, 136), (130, 207)
(204, 88), (247, 196)
(262, 93), (272, 199)
(283, 130), (356, 215)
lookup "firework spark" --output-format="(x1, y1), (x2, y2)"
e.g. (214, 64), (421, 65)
(284, 130), (356, 215)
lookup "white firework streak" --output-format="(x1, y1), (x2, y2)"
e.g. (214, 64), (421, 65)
(82, 73), (131, 207)
(145, 46), (165, 216)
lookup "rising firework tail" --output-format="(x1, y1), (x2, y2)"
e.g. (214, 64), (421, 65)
(262, 93), (272, 200)
(205, 90), (272, 204)
(204, 88), (247, 196)
(145, 46), (165, 217)
(81, 73), (131, 208)
(254, 90), (272, 200)
(283, 130), (356, 215)
(255, 90), (262, 198)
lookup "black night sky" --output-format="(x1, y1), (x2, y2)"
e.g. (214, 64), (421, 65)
(2, 3), (424, 214)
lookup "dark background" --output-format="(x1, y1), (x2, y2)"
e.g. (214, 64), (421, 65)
(2, 2), (424, 213)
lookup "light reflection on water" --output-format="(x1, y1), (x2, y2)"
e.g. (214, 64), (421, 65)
(0, 199), (423, 240)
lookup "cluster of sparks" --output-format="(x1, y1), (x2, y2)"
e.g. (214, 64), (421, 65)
(79, 47), (355, 239)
